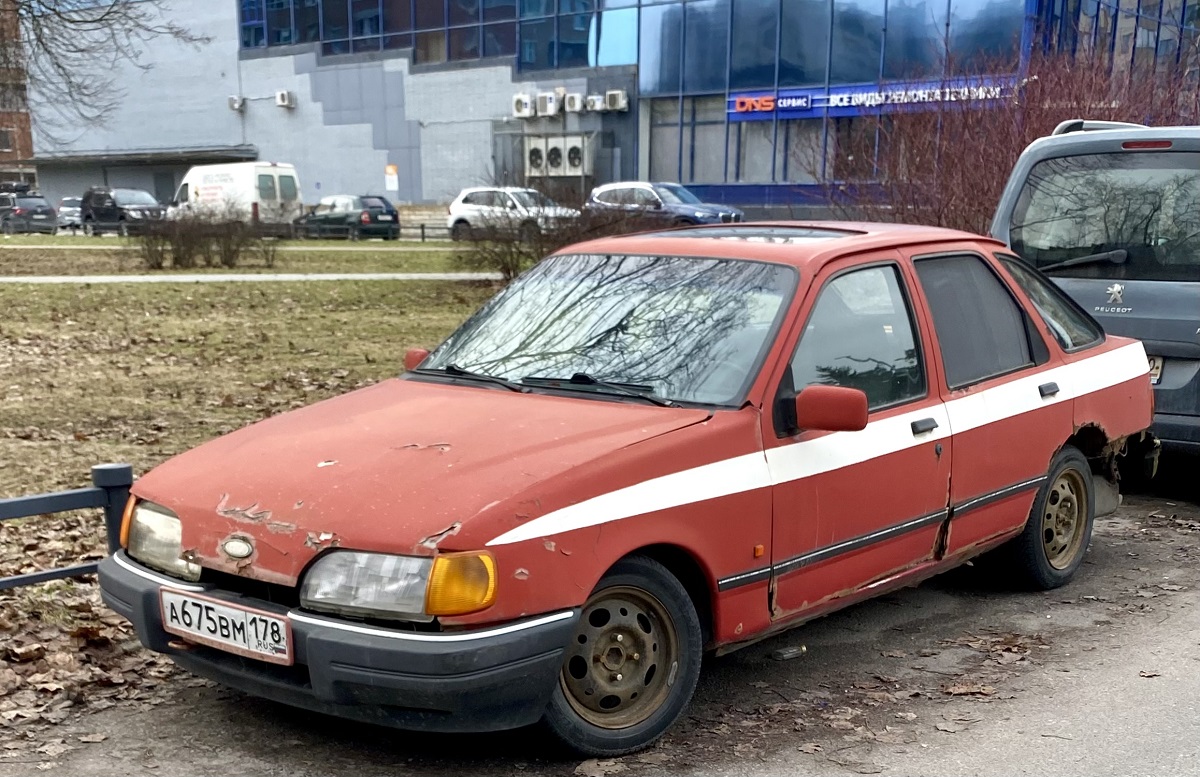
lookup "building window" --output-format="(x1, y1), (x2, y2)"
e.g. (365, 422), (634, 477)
(0, 129), (13, 152)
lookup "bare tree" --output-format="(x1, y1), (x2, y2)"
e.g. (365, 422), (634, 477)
(1, 1), (206, 143)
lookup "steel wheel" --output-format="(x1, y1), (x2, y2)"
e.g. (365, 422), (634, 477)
(1042, 469), (1086, 569)
(560, 585), (679, 730)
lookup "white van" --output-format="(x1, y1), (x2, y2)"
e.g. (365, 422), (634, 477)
(169, 162), (303, 223)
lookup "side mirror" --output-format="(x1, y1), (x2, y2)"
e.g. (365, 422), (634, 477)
(404, 347), (430, 372)
(795, 385), (868, 433)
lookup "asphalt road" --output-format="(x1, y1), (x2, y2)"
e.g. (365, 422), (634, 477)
(2, 477), (1197, 777)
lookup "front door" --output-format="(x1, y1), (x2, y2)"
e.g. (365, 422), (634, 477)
(766, 258), (952, 619)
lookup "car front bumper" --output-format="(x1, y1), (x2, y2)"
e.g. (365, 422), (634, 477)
(1154, 412), (1200, 454)
(99, 551), (579, 732)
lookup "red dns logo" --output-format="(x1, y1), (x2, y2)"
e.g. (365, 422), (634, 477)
(734, 96), (776, 113)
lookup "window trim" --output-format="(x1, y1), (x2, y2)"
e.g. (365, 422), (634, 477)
(911, 250), (1042, 392)
(996, 253), (1107, 354)
(774, 259), (930, 438)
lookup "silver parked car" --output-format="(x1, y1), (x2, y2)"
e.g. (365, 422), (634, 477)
(446, 186), (579, 241)
(57, 197), (82, 230)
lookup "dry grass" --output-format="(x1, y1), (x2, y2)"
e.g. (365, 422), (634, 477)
(0, 280), (497, 498)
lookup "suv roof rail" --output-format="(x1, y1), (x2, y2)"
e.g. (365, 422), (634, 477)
(1050, 119), (1149, 136)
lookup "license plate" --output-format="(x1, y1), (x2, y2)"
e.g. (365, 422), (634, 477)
(377, 214), (393, 221)
(160, 589), (292, 665)
(1148, 356), (1164, 385)
(32, 214), (46, 219)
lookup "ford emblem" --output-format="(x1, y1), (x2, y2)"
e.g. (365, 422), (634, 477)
(222, 538), (254, 559)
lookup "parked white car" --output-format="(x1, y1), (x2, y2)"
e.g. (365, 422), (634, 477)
(446, 186), (579, 241)
(168, 162), (303, 224)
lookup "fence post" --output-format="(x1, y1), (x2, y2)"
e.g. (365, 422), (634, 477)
(420, 223), (426, 242)
(92, 464), (134, 554)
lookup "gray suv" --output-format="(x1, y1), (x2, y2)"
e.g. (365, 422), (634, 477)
(991, 120), (1200, 457)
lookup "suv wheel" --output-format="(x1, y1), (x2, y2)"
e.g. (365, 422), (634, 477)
(450, 221), (472, 242)
(117, 221), (129, 238)
(83, 221), (98, 237)
(1, 220), (13, 236)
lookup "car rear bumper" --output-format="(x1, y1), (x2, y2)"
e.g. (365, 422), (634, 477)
(1154, 412), (1200, 454)
(99, 551), (578, 732)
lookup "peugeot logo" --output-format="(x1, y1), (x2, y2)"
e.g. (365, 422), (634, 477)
(222, 537), (254, 559)
(1106, 283), (1125, 304)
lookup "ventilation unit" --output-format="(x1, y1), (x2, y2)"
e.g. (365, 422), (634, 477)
(564, 135), (594, 176)
(228, 95), (246, 113)
(275, 90), (296, 109)
(604, 89), (629, 112)
(524, 136), (548, 177)
(512, 93), (535, 119)
(544, 136), (567, 175)
(536, 92), (561, 117)
(585, 94), (607, 112)
(564, 93), (585, 113)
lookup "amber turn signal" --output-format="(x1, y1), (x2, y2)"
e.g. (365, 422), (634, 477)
(425, 552), (497, 616)
(119, 496), (137, 548)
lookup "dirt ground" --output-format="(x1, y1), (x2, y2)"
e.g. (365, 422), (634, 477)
(1, 475), (1196, 776)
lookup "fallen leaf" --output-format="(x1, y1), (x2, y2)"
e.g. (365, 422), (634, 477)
(35, 743), (71, 758)
(575, 759), (626, 777)
(829, 720), (855, 730)
(943, 683), (996, 696)
(1139, 671), (1161, 678)
(1157, 584), (1184, 592)
(798, 743), (823, 753)
(895, 712), (918, 721)
(882, 650), (908, 658)
(751, 681), (770, 688)
(78, 734), (107, 743)
(634, 752), (670, 765)
(935, 722), (965, 733)
(7, 644), (46, 663)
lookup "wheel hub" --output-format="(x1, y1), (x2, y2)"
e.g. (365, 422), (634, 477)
(1042, 470), (1086, 569)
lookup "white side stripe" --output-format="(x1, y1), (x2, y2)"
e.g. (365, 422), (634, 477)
(486, 342), (1149, 547)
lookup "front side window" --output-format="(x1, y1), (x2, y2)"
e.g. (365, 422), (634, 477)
(113, 189), (158, 206)
(655, 183), (701, 204)
(258, 175), (278, 201)
(915, 254), (1034, 389)
(1008, 151), (1200, 282)
(510, 190), (553, 208)
(279, 175), (299, 202)
(422, 254), (798, 406)
(631, 188), (660, 207)
(1000, 255), (1104, 352)
(16, 197), (49, 208)
(789, 264), (926, 411)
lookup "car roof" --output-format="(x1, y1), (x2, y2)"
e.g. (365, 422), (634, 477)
(1021, 124), (1200, 156)
(459, 186), (537, 194)
(555, 221), (1002, 271)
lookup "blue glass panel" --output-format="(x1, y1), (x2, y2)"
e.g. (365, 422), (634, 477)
(295, 0), (321, 41)
(830, 0), (885, 83)
(559, 13), (593, 67)
(780, 0), (830, 86)
(353, 35), (383, 51)
(562, 0), (597, 10)
(450, 25), (482, 58)
(484, 20), (518, 54)
(484, 0), (518, 20)
(352, 0), (383, 36)
(520, 0), (556, 16)
(883, 0), (951, 79)
(593, 7), (638, 64)
(730, 0), (778, 90)
(682, 0), (730, 92)
(947, 0), (1023, 70)
(266, 0), (294, 45)
(383, 0), (412, 31)
(241, 0), (265, 24)
(640, 3), (683, 94)
(450, 0), (481, 24)
(519, 18), (556, 67)
(243, 24), (267, 47)
(415, 1), (447, 28)
(322, 0), (350, 40)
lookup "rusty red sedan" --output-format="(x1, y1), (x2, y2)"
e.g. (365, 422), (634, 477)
(99, 223), (1154, 755)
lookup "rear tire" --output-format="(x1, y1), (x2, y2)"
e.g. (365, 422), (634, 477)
(450, 221), (471, 242)
(519, 221), (540, 243)
(117, 221), (129, 238)
(543, 556), (702, 757)
(83, 221), (98, 237)
(1, 220), (13, 236)
(1005, 446), (1095, 590)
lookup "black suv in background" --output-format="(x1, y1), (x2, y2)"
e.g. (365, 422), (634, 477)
(0, 185), (58, 235)
(81, 187), (166, 236)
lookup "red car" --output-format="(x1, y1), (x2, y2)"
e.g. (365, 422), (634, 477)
(99, 223), (1154, 755)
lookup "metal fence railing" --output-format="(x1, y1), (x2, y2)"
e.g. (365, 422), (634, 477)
(0, 464), (132, 591)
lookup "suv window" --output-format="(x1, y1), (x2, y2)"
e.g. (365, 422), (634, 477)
(258, 174), (278, 201)
(278, 175), (298, 202)
(0, 196), (12, 208)
(1008, 151), (1200, 282)
(915, 254), (1034, 389)
(362, 196), (389, 209)
(631, 188), (659, 207)
(999, 255), (1104, 352)
(789, 264), (926, 411)
(462, 191), (492, 207)
(595, 188), (622, 205)
(16, 197), (48, 208)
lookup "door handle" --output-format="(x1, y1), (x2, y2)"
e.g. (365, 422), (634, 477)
(911, 417), (939, 435)
(1039, 382), (1060, 398)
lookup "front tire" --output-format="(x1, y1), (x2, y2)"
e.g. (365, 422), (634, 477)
(543, 556), (702, 757)
(117, 221), (129, 237)
(519, 221), (540, 243)
(1, 220), (13, 235)
(450, 221), (471, 242)
(1007, 446), (1095, 590)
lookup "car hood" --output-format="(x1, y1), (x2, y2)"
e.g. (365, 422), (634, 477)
(133, 379), (710, 585)
(668, 202), (740, 216)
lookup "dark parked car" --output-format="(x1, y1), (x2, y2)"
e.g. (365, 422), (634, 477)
(57, 197), (82, 230)
(585, 182), (744, 226)
(0, 190), (58, 235)
(81, 187), (166, 236)
(296, 194), (399, 240)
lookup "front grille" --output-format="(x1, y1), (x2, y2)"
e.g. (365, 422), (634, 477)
(199, 568), (300, 607)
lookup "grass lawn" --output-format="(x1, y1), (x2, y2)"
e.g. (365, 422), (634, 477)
(0, 241), (460, 276)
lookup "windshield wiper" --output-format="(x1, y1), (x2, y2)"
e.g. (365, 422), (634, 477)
(411, 364), (527, 393)
(521, 373), (679, 408)
(1039, 249), (1128, 273)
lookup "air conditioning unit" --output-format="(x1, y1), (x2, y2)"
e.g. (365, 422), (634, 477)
(585, 94), (607, 112)
(605, 89), (629, 112)
(564, 93), (585, 113)
(512, 93), (535, 119)
(536, 92), (561, 117)
(544, 136), (567, 176)
(228, 95), (246, 113)
(524, 135), (548, 178)
(564, 135), (594, 177)
(275, 90), (296, 109)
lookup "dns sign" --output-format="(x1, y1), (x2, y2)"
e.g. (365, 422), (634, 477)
(735, 96), (776, 113)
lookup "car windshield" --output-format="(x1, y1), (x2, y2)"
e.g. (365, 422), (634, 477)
(655, 184), (702, 205)
(113, 189), (159, 207)
(17, 197), (49, 208)
(1009, 151), (1200, 282)
(510, 190), (556, 209)
(60, 198), (81, 207)
(421, 254), (797, 406)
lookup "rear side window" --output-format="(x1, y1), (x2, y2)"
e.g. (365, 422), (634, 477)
(1000, 255), (1104, 351)
(258, 174), (277, 201)
(1008, 151), (1200, 282)
(17, 197), (48, 207)
(915, 254), (1034, 389)
(176, 184), (189, 203)
(362, 196), (389, 209)
(278, 175), (298, 201)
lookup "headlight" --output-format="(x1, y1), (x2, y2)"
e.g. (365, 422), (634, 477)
(300, 550), (496, 621)
(125, 502), (201, 582)
(127, 211), (144, 219)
